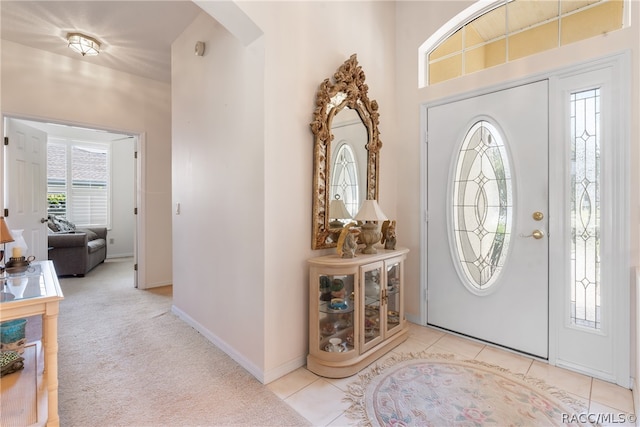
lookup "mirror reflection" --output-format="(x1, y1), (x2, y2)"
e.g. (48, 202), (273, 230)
(329, 107), (368, 222)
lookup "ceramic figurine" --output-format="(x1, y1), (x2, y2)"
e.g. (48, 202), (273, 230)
(342, 229), (359, 258)
(331, 278), (345, 298)
(337, 222), (359, 258)
(381, 220), (397, 250)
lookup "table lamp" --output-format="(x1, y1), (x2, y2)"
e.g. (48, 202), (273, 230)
(0, 218), (15, 267)
(354, 199), (387, 254)
(6, 229), (27, 259)
(329, 195), (352, 228)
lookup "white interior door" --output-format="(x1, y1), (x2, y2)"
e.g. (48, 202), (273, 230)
(4, 118), (48, 262)
(426, 81), (549, 358)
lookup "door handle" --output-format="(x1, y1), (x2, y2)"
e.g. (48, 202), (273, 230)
(520, 230), (544, 239)
(40, 218), (48, 223)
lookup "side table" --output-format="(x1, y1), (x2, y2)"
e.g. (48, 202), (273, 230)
(0, 260), (64, 426)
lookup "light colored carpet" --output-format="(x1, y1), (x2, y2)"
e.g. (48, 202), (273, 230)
(344, 352), (592, 427)
(52, 258), (310, 427)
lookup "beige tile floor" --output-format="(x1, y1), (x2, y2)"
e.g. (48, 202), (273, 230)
(268, 323), (637, 426)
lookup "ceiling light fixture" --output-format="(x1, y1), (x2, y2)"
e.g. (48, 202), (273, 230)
(67, 33), (101, 56)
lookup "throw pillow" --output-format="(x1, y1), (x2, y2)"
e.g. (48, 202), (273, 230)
(48, 215), (76, 233)
(57, 217), (76, 232)
(83, 230), (99, 241)
(47, 215), (60, 232)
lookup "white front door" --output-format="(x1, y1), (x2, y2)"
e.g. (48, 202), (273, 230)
(3, 118), (48, 262)
(426, 80), (549, 358)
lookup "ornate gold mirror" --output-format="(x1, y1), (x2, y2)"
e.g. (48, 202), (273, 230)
(310, 54), (382, 249)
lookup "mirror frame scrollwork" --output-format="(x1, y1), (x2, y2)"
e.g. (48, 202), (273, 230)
(310, 54), (382, 249)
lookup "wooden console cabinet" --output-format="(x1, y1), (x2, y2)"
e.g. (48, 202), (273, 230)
(307, 247), (409, 378)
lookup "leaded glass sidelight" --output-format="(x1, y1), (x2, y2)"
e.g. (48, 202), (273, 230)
(570, 88), (601, 330)
(452, 121), (512, 291)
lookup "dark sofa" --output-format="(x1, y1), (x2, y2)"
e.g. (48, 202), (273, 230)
(48, 228), (107, 276)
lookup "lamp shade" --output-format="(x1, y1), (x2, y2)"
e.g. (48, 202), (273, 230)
(0, 218), (14, 244)
(354, 200), (387, 222)
(67, 33), (101, 56)
(329, 198), (352, 220)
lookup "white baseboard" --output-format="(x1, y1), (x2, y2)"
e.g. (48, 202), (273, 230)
(106, 253), (134, 259)
(263, 355), (306, 385)
(171, 305), (306, 384)
(171, 304), (268, 383)
(139, 280), (172, 289)
(406, 313), (423, 325)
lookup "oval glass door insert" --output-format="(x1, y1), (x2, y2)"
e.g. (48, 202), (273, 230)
(452, 120), (513, 292)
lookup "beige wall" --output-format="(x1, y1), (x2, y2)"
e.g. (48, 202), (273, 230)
(239, 0), (398, 381)
(0, 40), (173, 288)
(174, 1), (397, 382)
(171, 11), (267, 376)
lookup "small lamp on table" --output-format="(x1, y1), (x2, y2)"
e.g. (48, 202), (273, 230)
(329, 195), (352, 229)
(0, 218), (15, 270)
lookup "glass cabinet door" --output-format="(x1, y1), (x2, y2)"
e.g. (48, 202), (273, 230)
(385, 259), (402, 336)
(317, 273), (355, 353)
(361, 262), (384, 352)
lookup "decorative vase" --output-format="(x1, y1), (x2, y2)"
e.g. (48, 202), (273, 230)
(0, 318), (27, 354)
(319, 276), (332, 301)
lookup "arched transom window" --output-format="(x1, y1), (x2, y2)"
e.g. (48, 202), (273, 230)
(420, 0), (626, 86)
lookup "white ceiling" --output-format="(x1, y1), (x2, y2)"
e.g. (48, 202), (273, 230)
(1, 1), (204, 83)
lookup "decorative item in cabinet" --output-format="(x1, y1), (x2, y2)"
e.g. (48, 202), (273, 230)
(385, 259), (403, 337)
(317, 273), (355, 354)
(361, 262), (383, 352)
(308, 247), (409, 378)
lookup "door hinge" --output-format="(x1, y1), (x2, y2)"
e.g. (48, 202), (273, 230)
(134, 207), (138, 215)
(3, 208), (8, 217)
(4, 137), (8, 146)
(424, 210), (429, 223)
(134, 263), (138, 271)
(424, 131), (428, 144)
(134, 151), (138, 159)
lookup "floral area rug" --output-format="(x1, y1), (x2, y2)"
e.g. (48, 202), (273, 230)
(344, 352), (593, 426)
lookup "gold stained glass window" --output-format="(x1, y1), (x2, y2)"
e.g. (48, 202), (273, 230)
(428, 0), (625, 85)
(452, 121), (513, 291)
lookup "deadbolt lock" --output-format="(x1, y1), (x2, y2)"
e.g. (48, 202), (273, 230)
(532, 211), (544, 221)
